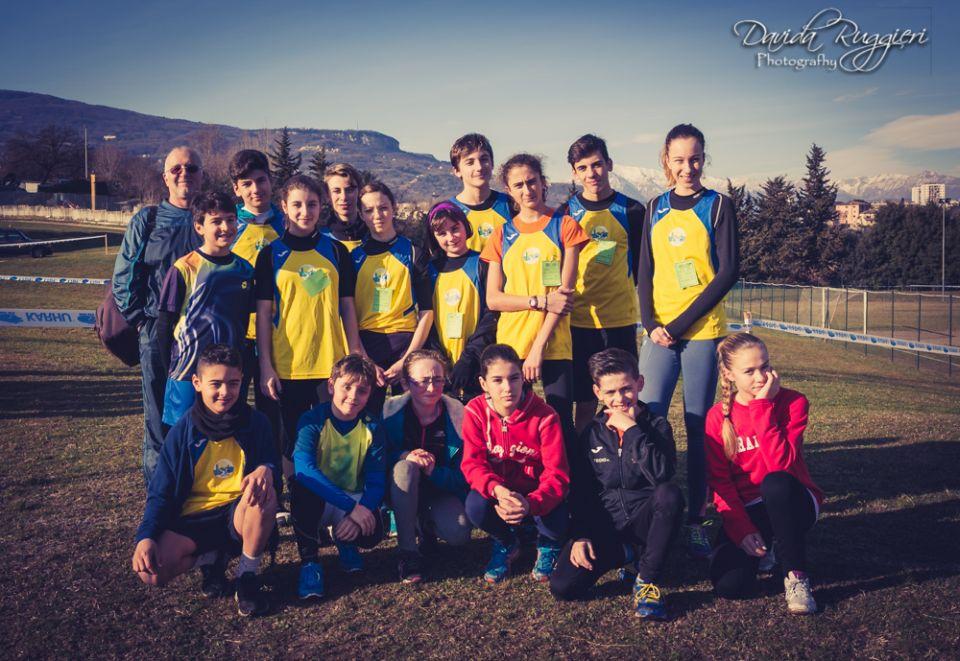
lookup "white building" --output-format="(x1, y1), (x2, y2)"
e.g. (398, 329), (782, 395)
(911, 183), (947, 205)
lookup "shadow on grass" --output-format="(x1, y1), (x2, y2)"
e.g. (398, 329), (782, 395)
(0, 375), (142, 418)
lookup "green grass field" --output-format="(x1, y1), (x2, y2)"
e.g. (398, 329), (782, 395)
(1, 241), (959, 658)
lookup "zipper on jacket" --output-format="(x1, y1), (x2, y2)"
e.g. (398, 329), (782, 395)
(616, 442), (628, 522)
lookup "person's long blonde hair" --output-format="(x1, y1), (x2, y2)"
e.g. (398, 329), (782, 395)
(716, 332), (767, 460)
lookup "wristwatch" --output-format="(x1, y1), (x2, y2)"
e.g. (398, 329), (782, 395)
(528, 296), (539, 310)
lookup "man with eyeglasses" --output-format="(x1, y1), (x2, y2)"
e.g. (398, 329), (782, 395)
(112, 146), (204, 485)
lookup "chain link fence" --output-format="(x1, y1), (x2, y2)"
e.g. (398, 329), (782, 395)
(725, 280), (959, 378)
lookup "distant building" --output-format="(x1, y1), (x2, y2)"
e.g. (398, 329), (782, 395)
(911, 183), (947, 205)
(19, 181), (40, 194)
(103, 135), (117, 141)
(835, 200), (875, 228)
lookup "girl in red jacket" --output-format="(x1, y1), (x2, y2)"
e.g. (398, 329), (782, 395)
(462, 344), (570, 584)
(705, 333), (822, 615)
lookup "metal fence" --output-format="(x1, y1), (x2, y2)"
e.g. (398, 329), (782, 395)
(725, 280), (958, 377)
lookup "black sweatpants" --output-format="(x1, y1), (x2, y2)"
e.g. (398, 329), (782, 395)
(279, 378), (328, 460)
(710, 471), (817, 599)
(550, 483), (684, 600)
(541, 359), (574, 453)
(240, 339), (282, 457)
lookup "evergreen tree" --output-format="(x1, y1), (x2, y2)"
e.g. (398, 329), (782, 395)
(307, 146), (328, 184)
(797, 144), (845, 284)
(727, 178), (761, 279)
(268, 127), (302, 188)
(566, 179), (579, 201)
(752, 176), (800, 282)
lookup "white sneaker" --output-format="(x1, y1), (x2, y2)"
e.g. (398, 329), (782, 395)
(784, 573), (817, 614)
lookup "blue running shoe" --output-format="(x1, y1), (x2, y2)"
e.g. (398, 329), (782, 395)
(686, 523), (712, 559)
(298, 561), (324, 600)
(336, 543), (364, 573)
(616, 544), (638, 584)
(483, 540), (520, 584)
(633, 578), (667, 620)
(531, 540), (562, 582)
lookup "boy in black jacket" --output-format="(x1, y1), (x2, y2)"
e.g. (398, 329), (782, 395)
(549, 348), (683, 620)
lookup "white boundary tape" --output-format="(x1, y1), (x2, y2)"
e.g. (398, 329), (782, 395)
(0, 274), (109, 285)
(0, 309), (96, 328)
(1, 234), (107, 249)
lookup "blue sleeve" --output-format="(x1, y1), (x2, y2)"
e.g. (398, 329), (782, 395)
(292, 414), (357, 513)
(135, 424), (187, 542)
(359, 423), (387, 510)
(112, 208), (151, 326)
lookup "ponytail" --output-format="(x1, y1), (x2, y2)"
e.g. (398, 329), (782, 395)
(716, 332), (768, 461)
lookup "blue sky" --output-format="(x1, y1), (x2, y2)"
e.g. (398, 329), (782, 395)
(2, 0), (957, 182)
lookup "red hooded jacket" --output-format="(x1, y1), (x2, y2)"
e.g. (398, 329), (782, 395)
(461, 391), (569, 517)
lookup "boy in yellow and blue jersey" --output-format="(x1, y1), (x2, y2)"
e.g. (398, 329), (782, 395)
(321, 162), (369, 250)
(292, 354), (386, 599)
(157, 192), (254, 430)
(133, 344), (278, 617)
(559, 135), (644, 433)
(448, 133), (513, 253)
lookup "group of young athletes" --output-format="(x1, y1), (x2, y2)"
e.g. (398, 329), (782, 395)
(129, 126), (823, 621)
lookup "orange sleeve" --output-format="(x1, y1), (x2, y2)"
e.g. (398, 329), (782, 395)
(560, 215), (589, 248)
(479, 226), (504, 263)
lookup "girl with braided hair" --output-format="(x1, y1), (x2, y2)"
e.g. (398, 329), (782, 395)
(704, 333), (822, 615)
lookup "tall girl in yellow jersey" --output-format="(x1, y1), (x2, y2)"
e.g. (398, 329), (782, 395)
(637, 124), (740, 557)
(426, 201), (498, 401)
(480, 154), (588, 444)
(353, 181), (435, 414)
(255, 175), (364, 478)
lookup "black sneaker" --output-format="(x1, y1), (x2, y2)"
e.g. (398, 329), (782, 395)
(397, 550), (425, 584)
(235, 572), (269, 617)
(199, 555), (228, 598)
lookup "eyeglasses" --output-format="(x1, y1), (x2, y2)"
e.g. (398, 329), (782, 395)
(408, 377), (445, 389)
(168, 163), (200, 176)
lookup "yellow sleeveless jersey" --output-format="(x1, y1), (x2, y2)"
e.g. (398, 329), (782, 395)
(429, 251), (483, 363)
(352, 236), (419, 334)
(567, 193), (639, 328)
(181, 437), (245, 516)
(648, 189), (726, 339)
(451, 191), (513, 253)
(317, 413), (373, 493)
(495, 214), (573, 360)
(233, 205), (284, 339)
(269, 236), (348, 379)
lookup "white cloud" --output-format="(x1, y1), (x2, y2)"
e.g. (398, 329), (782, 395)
(826, 144), (910, 179)
(865, 110), (960, 150)
(833, 87), (879, 103)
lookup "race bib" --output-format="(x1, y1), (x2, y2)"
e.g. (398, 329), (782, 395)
(445, 312), (464, 339)
(674, 259), (700, 289)
(541, 260), (562, 287)
(593, 240), (617, 266)
(302, 268), (331, 297)
(372, 287), (394, 313)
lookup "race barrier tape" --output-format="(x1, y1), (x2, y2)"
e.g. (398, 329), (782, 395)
(0, 274), (109, 285)
(1, 234), (108, 249)
(0, 309), (96, 328)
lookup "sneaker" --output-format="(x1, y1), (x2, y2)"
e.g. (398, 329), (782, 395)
(617, 563), (639, 585)
(397, 550), (424, 584)
(686, 523), (712, 559)
(758, 547), (777, 574)
(297, 561), (324, 600)
(784, 572), (817, 614)
(235, 572), (269, 617)
(199, 554), (228, 598)
(531, 541), (562, 582)
(483, 540), (520, 584)
(633, 578), (667, 620)
(336, 543), (364, 573)
(275, 505), (291, 527)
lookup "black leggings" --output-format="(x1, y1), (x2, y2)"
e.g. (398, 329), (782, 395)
(550, 483), (684, 600)
(279, 379), (328, 460)
(710, 471), (817, 599)
(541, 359), (574, 452)
(240, 339), (282, 458)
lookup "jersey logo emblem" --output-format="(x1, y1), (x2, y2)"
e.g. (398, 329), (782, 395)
(213, 459), (236, 479)
(522, 247), (541, 264)
(478, 222), (494, 238)
(241, 281), (249, 289)
(572, 208), (585, 220)
(668, 227), (687, 246)
(657, 207), (670, 215)
(590, 226), (609, 242)
(254, 238), (265, 251)
(444, 288), (462, 306)
(591, 446), (602, 454)
(298, 265), (316, 279)
(373, 268), (390, 287)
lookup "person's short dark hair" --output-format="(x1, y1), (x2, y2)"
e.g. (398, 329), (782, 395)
(567, 134), (610, 166)
(191, 191), (236, 225)
(425, 200), (472, 258)
(359, 180), (396, 208)
(588, 348), (640, 383)
(330, 353), (377, 387)
(228, 149), (271, 183)
(197, 343), (243, 374)
(450, 133), (494, 170)
(480, 343), (522, 376)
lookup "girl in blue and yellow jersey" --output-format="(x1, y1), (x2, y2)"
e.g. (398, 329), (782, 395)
(637, 124), (740, 558)
(254, 175), (364, 479)
(480, 153), (588, 445)
(321, 162), (369, 251)
(353, 181), (435, 413)
(426, 201), (498, 401)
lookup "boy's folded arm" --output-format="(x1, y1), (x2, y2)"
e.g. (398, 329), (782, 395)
(292, 423), (356, 513)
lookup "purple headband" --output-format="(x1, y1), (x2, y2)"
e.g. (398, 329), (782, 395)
(428, 201), (467, 223)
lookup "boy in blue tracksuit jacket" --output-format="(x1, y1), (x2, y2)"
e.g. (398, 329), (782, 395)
(291, 354), (386, 600)
(132, 344), (278, 617)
